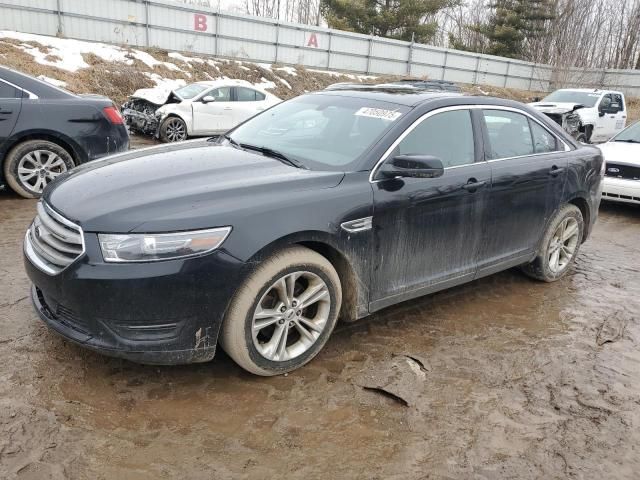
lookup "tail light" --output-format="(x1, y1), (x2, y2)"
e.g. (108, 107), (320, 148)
(103, 105), (124, 125)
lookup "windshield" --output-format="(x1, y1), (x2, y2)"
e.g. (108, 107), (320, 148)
(174, 84), (209, 100)
(612, 121), (640, 142)
(228, 94), (409, 171)
(542, 90), (600, 108)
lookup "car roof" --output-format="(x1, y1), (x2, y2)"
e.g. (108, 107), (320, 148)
(553, 88), (621, 94)
(192, 79), (270, 92)
(0, 65), (74, 99)
(316, 87), (463, 106)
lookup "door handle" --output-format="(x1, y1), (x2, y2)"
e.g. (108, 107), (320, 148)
(549, 166), (565, 177)
(223, 107), (233, 110)
(462, 179), (486, 192)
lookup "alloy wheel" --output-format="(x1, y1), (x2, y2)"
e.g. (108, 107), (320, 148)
(548, 217), (580, 273)
(17, 150), (67, 194)
(252, 271), (331, 362)
(165, 118), (187, 142)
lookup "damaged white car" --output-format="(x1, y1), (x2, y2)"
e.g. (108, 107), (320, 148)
(123, 80), (281, 142)
(529, 89), (626, 143)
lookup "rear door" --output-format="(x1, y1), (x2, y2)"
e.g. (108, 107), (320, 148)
(191, 86), (233, 134)
(476, 108), (568, 275)
(0, 80), (22, 150)
(370, 107), (491, 310)
(233, 87), (267, 125)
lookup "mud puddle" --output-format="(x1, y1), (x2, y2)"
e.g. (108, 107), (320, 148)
(1, 195), (639, 479)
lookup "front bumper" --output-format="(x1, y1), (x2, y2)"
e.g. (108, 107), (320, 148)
(25, 239), (247, 365)
(602, 177), (640, 205)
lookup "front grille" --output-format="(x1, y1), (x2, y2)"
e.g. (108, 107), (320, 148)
(605, 163), (640, 181)
(26, 202), (84, 274)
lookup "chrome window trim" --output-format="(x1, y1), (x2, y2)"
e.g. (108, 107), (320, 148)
(369, 104), (570, 183)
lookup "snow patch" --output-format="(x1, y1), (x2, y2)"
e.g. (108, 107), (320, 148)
(279, 78), (292, 89)
(275, 66), (298, 76)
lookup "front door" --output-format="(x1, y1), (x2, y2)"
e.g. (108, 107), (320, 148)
(476, 108), (568, 274)
(191, 86), (233, 134)
(0, 80), (21, 148)
(370, 108), (490, 311)
(594, 93), (626, 142)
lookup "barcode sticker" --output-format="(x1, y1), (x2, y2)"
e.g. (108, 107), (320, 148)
(355, 107), (402, 121)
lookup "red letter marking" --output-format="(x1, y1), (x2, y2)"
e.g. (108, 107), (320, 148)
(194, 14), (208, 32)
(307, 33), (318, 48)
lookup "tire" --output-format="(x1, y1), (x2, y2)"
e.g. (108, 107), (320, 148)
(219, 246), (342, 376)
(521, 204), (584, 282)
(159, 116), (188, 143)
(3, 140), (75, 199)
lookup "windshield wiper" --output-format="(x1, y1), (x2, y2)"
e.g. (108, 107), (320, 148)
(614, 139), (640, 143)
(217, 133), (241, 148)
(240, 143), (307, 169)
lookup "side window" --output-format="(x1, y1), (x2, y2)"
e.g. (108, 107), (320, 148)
(395, 109), (475, 168)
(0, 81), (18, 99)
(236, 87), (262, 102)
(529, 120), (559, 153)
(209, 87), (231, 102)
(600, 94), (613, 111)
(483, 110), (534, 159)
(612, 94), (624, 112)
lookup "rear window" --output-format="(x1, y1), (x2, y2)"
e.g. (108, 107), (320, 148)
(483, 110), (534, 159)
(236, 87), (265, 101)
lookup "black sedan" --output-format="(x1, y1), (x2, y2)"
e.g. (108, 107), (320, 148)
(0, 66), (129, 198)
(23, 87), (604, 375)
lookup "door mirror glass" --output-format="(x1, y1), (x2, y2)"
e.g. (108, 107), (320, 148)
(379, 155), (444, 179)
(201, 95), (216, 103)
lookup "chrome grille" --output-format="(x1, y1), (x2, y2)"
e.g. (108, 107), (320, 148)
(25, 202), (84, 274)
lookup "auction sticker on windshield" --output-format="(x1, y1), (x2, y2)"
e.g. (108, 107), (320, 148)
(355, 107), (402, 121)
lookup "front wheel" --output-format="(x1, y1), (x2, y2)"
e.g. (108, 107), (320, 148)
(159, 116), (188, 143)
(219, 246), (342, 376)
(521, 204), (584, 282)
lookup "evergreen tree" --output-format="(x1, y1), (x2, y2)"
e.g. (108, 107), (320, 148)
(471, 0), (555, 58)
(321, 0), (460, 43)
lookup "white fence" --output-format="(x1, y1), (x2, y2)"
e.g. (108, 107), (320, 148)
(2, 0), (640, 96)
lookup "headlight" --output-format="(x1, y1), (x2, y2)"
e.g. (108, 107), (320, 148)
(98, 227), (231, 263)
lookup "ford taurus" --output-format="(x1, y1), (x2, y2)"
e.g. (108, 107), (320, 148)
(24, 86), (604, 375)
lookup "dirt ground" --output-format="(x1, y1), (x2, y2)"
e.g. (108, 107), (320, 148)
(1, 190), (639, 479)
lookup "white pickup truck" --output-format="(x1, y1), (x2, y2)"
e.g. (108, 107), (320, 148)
(529, 89), (627, 143)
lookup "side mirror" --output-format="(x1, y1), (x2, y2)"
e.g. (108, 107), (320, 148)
(202, 95), (216, 103)
(378, 154), (444, 179)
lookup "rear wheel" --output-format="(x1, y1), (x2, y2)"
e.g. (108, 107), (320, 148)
(3, 140), (74, 199)
(521, 204), (584, 282)
(159, 116), (188, 143)
(219, 246), (342, 376)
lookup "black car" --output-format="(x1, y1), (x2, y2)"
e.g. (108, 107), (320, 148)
(23, 87), (603, 375)
(0, 66), (129, 198)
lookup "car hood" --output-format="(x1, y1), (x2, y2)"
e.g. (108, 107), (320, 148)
(129, 87), (180, 105)
(528, 102), (585, 114)
(598, 141), (640, 166)
(44, 141), (345, 232)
